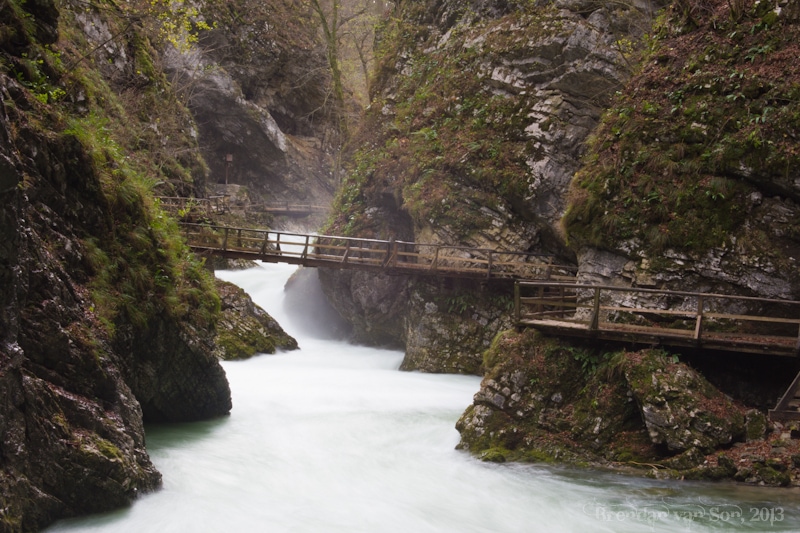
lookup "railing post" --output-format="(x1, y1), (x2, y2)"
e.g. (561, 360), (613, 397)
(694, 295), (705, 342)
(430, 247), (440, 271)
(536, 285), (544, 316)
(259, 231), (269, 257)
(222, 227), (229, 251)
(487, 251), (493, 279)
(795, 318), (800, 355)
(382, 238), (394, 268)
(342, 242), (351, 264)
(589, 287), (601, 331)
(514, 282), (521, 325)
(275, 233), (281, 253)
(301, 235), (309, 259)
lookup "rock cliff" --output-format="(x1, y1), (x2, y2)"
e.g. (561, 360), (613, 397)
(564, 0), (800, 305)
(0, 0), (249, 528)
(321, 0), (662, 371)
(162, 0), (338, 211)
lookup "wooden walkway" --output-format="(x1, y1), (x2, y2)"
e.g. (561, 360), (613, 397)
(515, 281), (800, 421)
(180, 222), (577, 281)
(156, 196), (327, 218)
(177, 219), (800, 420)
(515, 281), (800, 356)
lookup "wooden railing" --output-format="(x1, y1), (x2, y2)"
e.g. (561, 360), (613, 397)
(156, 196), (228, 217)
(515, 281), (800, 357)
(181, 222), (577, 281)
(156, 197), (327, 218)
(250, 202), (328, 216)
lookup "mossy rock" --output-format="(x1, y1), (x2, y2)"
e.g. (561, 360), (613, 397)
(213, 280), (297, 360)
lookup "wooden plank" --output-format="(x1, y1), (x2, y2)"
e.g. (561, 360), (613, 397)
(597, 306), (697, 317)
(703, 312), (800, 324)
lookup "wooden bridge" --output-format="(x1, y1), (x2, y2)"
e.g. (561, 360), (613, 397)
(514, 281), (800, 421)
(157, 196), (327, 218)
(176, 220), (800, 420)
(180, 222), (577, 281)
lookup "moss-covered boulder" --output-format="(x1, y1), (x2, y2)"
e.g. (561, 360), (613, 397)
(456, 330), (597, 463)
(213, 280), (298, 360)
(455, 330), (795, 484)
(622, 351), (746, 454)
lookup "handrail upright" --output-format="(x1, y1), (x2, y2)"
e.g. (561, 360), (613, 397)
(795, 319), (800, 355)
(430, 247), (440, 271)
(259, 231), (269, 257)
(589, 287), (601, 331)
(694, 295), (705, 342)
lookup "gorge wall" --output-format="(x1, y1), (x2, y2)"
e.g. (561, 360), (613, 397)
(162, 0), (339, 214)
(0, 0), (326, 529)
(321, 0), (664, 372)
(564, 0), (800, 308)
(319, 0), (800, 483)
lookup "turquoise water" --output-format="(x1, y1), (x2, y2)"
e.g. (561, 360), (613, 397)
(48, 263), (800, 532)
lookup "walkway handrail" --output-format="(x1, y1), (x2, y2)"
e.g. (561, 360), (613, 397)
(515, 281), (800, 356)
(156, 196), (328, 217)
(180, 222), (578, 281)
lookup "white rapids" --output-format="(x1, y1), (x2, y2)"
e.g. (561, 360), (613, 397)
(48, 261), (800, 533)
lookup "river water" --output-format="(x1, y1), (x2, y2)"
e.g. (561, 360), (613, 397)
(50, 262), (800, 532)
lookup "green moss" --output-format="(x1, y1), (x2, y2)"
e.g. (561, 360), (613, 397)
(478, 447), (509, 463)
(564, 3), (800, 258)
(325, 4), (570, 240)
(96, 438), (124, 461)
(216, 329), (277, 360)
(521, 448), (558, 463)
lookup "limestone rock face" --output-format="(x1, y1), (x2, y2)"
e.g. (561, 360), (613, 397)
(162, 0), (337, 207)
(318, 269), (409, 348)
(401, 282), (514, 375)
(0, 121), (165, 528)
(321, 0), (660, 371)
(214, 280), (298, 360)
(565, 1), (800, 309)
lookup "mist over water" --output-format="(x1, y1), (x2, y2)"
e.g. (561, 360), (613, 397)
(49, 262), (800, 532)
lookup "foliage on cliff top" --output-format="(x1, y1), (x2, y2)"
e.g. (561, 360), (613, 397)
(2, 0), (221, 335)
(563, 0), (800, 257)
(325, 2), (571, 240)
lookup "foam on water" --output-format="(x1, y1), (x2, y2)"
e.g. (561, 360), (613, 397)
(49, 262), (800, 533)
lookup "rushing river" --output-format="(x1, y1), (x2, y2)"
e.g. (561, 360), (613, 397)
(50, 262), (800, 532)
